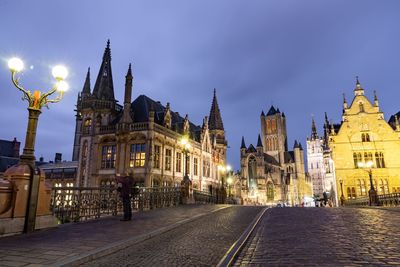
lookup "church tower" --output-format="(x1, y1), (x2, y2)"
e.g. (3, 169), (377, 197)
(260, 105), (288, 163)
(208, 89), (227, 163)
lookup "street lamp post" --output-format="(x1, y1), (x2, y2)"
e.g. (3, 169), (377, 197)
(180, 136), (191, 182)
(7, 57), (69, 233)
(358, 161), (378, 206)
(339, 179), (345, 206)
(227, 176), (233, 197)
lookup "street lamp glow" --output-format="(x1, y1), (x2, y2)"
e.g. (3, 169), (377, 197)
(358, 161), (373, 168)
(8, 57), (24, 72)
(227, 177), (233, 185)
(180, 136), (188, 146)
(226, 165), (232, 172)
(56, 80), (69, 92)
(52, 65), (68, 80)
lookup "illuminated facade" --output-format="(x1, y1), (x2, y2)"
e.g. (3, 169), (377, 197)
(329, 79), (400, 201)
(73, 41), (227, 190)
(240, 106), (312, 205)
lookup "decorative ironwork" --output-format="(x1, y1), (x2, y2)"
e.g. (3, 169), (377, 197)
(193, 189), (217, 204)
(51, 186), (181, 223)
(345, 193), (400, 207)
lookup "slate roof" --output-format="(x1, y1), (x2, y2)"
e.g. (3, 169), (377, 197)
(0, 139), (18, 157)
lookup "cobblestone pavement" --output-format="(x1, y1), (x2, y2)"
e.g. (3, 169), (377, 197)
(81, 206), (264, 267)
(234, 207), (400, 267)
(0, 204), (229, 267)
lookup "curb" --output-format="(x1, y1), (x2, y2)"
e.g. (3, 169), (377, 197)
(51, 205), (230, 267)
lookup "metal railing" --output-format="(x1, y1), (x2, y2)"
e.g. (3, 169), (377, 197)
(193, 189), (217, 204)
(378, 193), (400, 206)
(345, 196), (369, 206)
(51, 186), (181, 223)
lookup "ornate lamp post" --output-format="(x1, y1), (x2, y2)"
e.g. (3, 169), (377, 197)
(358, 161), (378, 206)
(7, 57), (69, 232)
(180, 136), (191, 182)
(339, 179), (345, 206)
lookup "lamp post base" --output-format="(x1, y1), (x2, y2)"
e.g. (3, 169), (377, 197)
(369, 189), (379, 206)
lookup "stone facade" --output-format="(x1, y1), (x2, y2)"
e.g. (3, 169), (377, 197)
(73, 41), (227, 191)
(329, 78), (400, 201)
(240, 106), (312, 206)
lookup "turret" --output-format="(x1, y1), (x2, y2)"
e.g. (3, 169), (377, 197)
(354, 76), (365, 96)
(343, 93), (348, 109)
(240, 136), (246, 155)
(121, 64), (133, 124)
(374, 90), (379, 107)
(311, 117), (318, 140)
(256, 134), (263, 154)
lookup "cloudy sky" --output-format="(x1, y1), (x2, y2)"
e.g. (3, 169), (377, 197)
(1, 0), (400, 170)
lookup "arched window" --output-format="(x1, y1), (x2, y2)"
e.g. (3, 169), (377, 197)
(357, 179), (366, 196)
(361, 133), (370, 142)
(267, 182), (274, 201)
(353, 152), (362, 168)
(248, 156), (257, 189)
(375, 152), (385, 168)
(364, 152), (373, 164)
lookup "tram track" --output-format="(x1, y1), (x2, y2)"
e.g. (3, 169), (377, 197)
(217, 206), (269, 267)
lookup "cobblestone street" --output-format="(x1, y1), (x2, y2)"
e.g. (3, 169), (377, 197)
(81, 206), (263, 267)
(234, 207), (400, 266)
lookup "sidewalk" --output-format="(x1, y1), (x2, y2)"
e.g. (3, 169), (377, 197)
(0, 204), (229, 267)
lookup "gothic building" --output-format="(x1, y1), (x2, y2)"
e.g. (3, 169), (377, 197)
(328, 78), (400, 201)
(306, 114), (338, 205)
(73, 41), (227, 190)
(240, 106), (312, 205)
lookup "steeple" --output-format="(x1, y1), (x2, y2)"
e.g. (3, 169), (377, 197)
(92, 39), (115, 101)
(261, 110), (265, 117)
(293, 140), (299, 149)
(208, 88), (224, 130)
(323, 112), (330, 147)
(354, 76), (364, 96)
(257, 134), (263, 147)
(241, 136), (246, 149)
(374, 90), (379, 107)
(343, 93), (348, 109)
(266, 105), (277, 116)
(82, 67), (91, 96)
(122, 64), (133, 124)
(311, 117), (318, 139)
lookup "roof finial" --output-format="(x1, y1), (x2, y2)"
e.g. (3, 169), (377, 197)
(127, 63), (132, 76)
(241, 136), (246, 149)
(356, 76), (360, 86)
(107, 39), (110, 49)
(311, 115), (318, 139)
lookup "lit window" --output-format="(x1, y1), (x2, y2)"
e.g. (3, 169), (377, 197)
(193, 158), (198, 176)
(130, 144), (146, 167)
(101, 145), (116, 169)
(353, 152), (362, 168)
(375, 152), (385, 168)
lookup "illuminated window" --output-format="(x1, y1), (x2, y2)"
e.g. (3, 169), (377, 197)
(347, 187), (356, 199)
(130, 144), (146, 167)
(353, 152), (362, 168)
(193, 158), (198, 176)
(203, 160), (210, 177)
(176, 152), (182, 172)
(357, 179), (367, 196)
(84, 118), (92, 126)
(165, 149), (172, 171)
(267, 182), (274, 200)
(364, 152), (373, 164)
(154, 145), (161, 169)
(375, 152), (385, 168)
(101, 145), (116, 169)
(379, 179), (389, 194)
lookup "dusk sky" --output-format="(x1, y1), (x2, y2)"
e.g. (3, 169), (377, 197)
(1, 1), (400, 170)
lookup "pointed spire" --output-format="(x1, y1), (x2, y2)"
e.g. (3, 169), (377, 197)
(257, 134), (263, 147)
(208, 88), (224, 130)
(276, 108), (280, 113)
(124, 63), (133, 105)
(261, 110), (265, 117)
(354, 76), (365, 96)
(343, 93), (348, 109)
(82, 67), (91, 95)
(293, 140), (299, 149)
(311, 117), (318, 139)
(267, 105), (277, 116)
(299, 142), (303, 150)
(93, 40), (115, 101)
(374, 90), (379, 106)
(241, 136), (246, 149)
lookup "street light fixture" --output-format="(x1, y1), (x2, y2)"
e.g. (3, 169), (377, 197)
(357, 161), (378, 206)
(180, 136), (191, 182)
(7, 57), (69, 232)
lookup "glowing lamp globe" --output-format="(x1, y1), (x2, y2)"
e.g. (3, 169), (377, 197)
(52, 65), (68, 80)
(8, 57), (24, 72)
(57, 81), (69, 92)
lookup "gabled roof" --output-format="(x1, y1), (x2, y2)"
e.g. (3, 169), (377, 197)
(129, 95), (202, 141)
(247, 144), (257, 153)
(263, 153), (279, 165)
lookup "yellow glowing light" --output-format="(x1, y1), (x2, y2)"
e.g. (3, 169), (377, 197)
(180, 137), (188, 146)
(56, 80), (69, 92)
(226, 165), (232, 172)
(52, 65), (68, 80)
(8, 57), (24, 72)
(227, 177), (233, 185)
